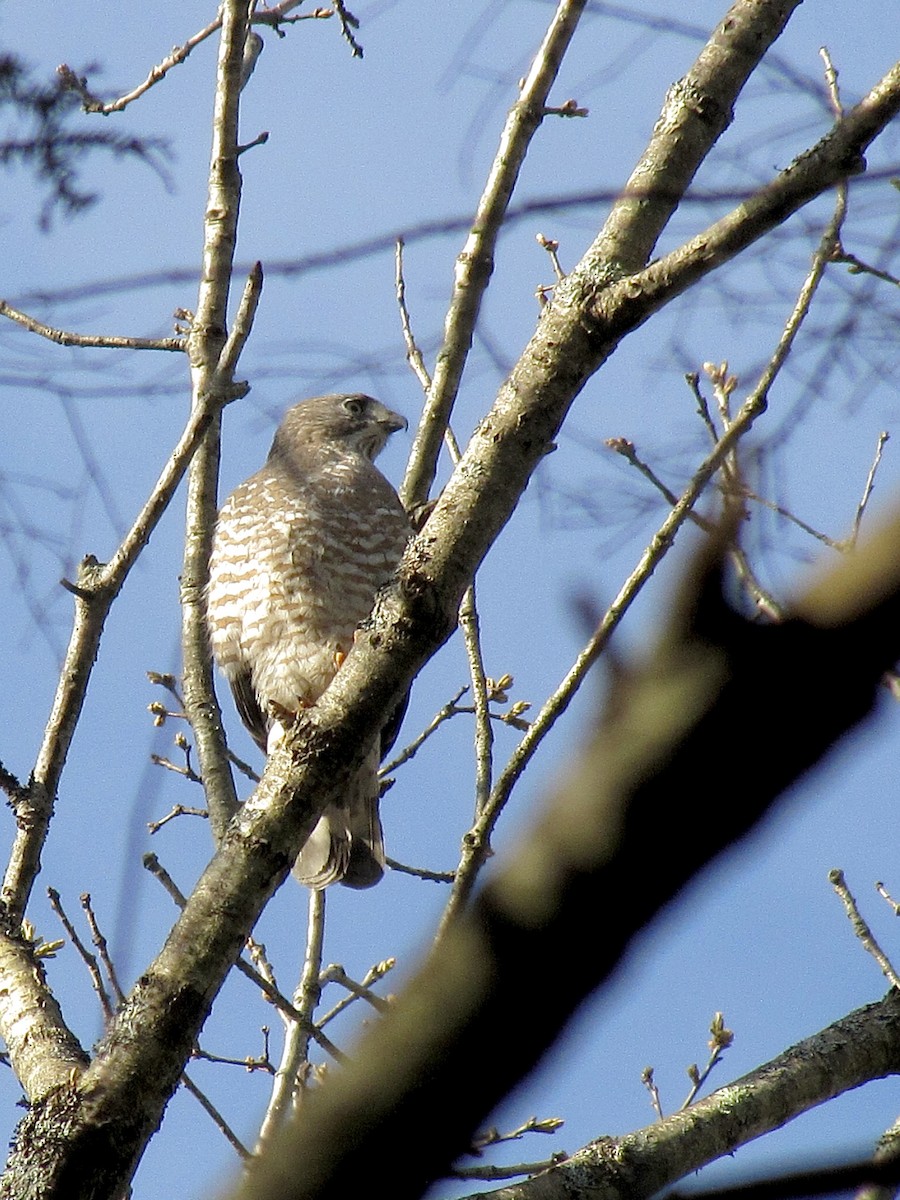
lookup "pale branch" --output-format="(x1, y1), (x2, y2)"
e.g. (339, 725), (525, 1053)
(400, 0), (588, 510)
(0, 923), (88, 1102)
(0, 300), (185, 351)
(584, 0), (802, 280)
(180, 9), (259, 845)
(849, 432), (891, 548)
(181, 1072), (250, 1160)
(59, 15), (225, 115)
(829, 869), (900, 991)
(459, 583), (494, 818)
(395, 239), (433, 394)
(147, 804), (208, 833)
(458, 994), (900, 1200)
(256, 889), (327, 1154)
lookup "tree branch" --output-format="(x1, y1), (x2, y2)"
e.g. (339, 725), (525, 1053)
(457, 993), (900, 1200)
(400, 0), (588, 510)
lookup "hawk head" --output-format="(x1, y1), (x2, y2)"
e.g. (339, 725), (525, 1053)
(268, 393), (408, 464)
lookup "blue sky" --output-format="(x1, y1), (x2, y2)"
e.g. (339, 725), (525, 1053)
(1, 2), (899, 1197)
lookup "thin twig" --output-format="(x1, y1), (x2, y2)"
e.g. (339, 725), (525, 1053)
(181, 1071), (250, 1159)
(681, 1012), (734, 1109)
(470, 1115), (564, 1154)
(58, 14), (226, 114)
(317, 958), (396, 1028)
(255, 889), (327, 1153)
(401, 0), (587, 510)
(79, 893), (126, 1006)
(47, 888), (114, 1022)
(829, 869), (900, 990)
(142, 851), (188, 906)
(385, 858), (456, 883)
(147, 804), (209, 834)
(395, 239), (433, 394)
(0, 301), (185, 351)
(642, 1067), (665, 1120)
(192, 1041), (274, 1074)
(847, 432), (890, 548)
(459, 583), (494, 818)
(828, 246), (900, 288)
(876, 881), (900, 916)
(380, 685), (469, 773)
(318, 964), (391, 1014)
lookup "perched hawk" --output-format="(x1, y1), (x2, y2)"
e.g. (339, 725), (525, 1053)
(206, 393), (411, 889)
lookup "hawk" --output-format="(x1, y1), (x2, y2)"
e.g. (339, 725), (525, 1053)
(206, 393), (411, 888)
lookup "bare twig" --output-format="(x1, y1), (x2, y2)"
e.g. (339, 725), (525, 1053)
(318, 964), (391, 1015)
(332, 0), (363, 57)
(147, 804), (209, 834)
(181, 1071), (250, 1159)
(317, 958), (396, 1028)
(459, 584), (494, 818)
(847, 432), (890, 549)
(0, 300), (185, 351)
(79, 893), (126, 1006)
(876, 881), (900, 916)
(256, 888), (328, 1153)
(401, 0), (588, 509)
(385, 858), (456, 883)
(380, 685), (469, 773)
(142, 851), (188, 907)
(47, 888), (113, 1022)
(470, 1115), (564, 1154)
(395, 239), (433, 394)
(192, 1039), (274, 1074)
(681, 1013), (734, 1109)
(829, 869), (900, 990)
(58, 15), (225, 114)
(643, 1066), (665, 1120)
(828, 246), (900, 288)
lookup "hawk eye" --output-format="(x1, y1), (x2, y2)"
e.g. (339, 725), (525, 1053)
(343, 397), (365, 417)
